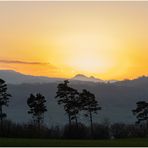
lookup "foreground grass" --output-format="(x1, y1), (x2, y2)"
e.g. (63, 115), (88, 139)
(0, 138), (148, 147)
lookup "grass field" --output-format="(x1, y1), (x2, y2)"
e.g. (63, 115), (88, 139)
(0, 138), (148, 147)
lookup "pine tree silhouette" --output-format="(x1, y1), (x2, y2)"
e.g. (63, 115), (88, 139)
(55, 80), (80, 127)
(79, 89), (101, 137)
(27, 93), (47, 128)
(132, 101), (148, 126)
(0, 78), (11, 134)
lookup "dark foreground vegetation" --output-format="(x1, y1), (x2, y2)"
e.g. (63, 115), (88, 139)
(1, 119), (148, 140)
(1, 78), (148, 146)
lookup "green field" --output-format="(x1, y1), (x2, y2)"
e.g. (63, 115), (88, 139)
(0, 138), (148, 147)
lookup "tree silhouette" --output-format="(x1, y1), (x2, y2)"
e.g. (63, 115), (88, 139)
(132, 101), (148, 125)
(0, 78), (11, 135)
(79, 89), (101, 137)
(55, 80), (80, 127)
(0, 79), (11, 122)
(27, 93), (47, 128)
(55, 80), (71, 127)
(66, 87), (80, 127)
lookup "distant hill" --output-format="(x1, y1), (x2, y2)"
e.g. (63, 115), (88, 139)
(114, 75), (148, 88)
(0, 70), (106, 84)
(71, 74), (104, 83)
(5, 78), (148, 125)
(1, 70), (148, 126)
(0, 70), (64, 84)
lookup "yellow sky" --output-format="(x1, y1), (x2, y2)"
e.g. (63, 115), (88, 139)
(0, 1), (148, 80)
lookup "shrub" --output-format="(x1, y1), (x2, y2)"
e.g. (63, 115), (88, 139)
(63, 123), (88, 139)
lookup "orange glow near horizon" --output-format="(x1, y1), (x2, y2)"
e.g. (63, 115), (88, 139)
(0, 1), (148, 80)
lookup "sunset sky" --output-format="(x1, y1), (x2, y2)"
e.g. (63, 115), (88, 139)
(0, 1), (148, 80)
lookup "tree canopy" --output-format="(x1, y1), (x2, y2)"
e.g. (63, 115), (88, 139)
(27, 93), (47, 126)
(0, 78), (11, 121)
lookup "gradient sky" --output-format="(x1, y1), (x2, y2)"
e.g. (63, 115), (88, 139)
(0, 1), (148, 80)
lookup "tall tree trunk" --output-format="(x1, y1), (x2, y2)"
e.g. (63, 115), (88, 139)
(66, 96), (71, 128)
(37, 115), (42, 138)
(68, 113), (71, 126)
(89, 110), (93, 137)
(0, 105), (3, 136)
(37, 115), (41, 130)
(0, 105), (2, 122)
(68, 113), (71, 127)
(75, 114), (78, 128)
(146, 119), (148, 129)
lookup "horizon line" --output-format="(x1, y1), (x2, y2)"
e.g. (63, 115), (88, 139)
(0, 69), (147, 82)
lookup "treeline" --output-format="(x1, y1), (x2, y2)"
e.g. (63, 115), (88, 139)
(1, 119), (148, 139)
(0, 78), (148, 139)
(0, 79), (101, 138)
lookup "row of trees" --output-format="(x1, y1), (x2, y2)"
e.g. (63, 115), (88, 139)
(22, 80), (148, 137)
(0, 78), (101, 137)
(1, 77), (148, 138)
(55, 80), (101, 136)
(26, 80), (101, 136)
(1, 118), (148, 139)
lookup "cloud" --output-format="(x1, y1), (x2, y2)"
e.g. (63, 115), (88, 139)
(0, 59), (56, 68)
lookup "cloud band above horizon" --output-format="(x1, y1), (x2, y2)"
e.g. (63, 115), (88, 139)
(0, 59), (52, 65)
